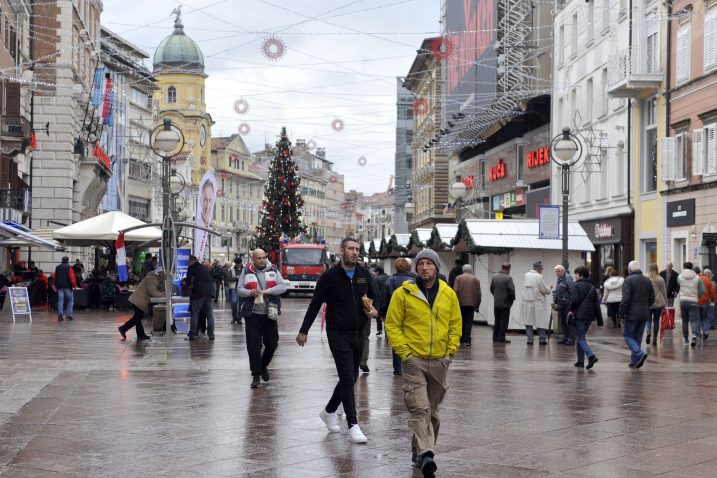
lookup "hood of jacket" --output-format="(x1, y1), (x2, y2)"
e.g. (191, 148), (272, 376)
(680, 269), (697, 280)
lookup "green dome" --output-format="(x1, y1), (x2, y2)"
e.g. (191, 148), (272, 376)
(153, 18), (204, 74)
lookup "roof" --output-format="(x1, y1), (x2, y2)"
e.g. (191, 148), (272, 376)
(455, 219), (594, 253)
(153, 19), (204, 74)
(428, 223), (458, 250)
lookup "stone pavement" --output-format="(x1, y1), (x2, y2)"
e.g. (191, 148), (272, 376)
(1, 298), (717, 477)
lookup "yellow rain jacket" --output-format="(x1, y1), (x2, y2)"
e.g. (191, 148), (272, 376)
(385, 279), (462, 361)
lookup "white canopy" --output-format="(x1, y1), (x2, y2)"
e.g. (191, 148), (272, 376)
(458, 219), (595, 251)
(52, 211), (162, 246)
(0, 224), (65, 251)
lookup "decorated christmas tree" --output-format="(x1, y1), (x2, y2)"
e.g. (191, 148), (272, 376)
(255, 127), (306, 251)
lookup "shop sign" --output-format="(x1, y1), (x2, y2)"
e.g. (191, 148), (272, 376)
(666, 199), (695, 228)
(581, 217), (623, 245)
(489, 159), (507, 181)
(492, 194), (503, 211)
(526, 145), (550, 169)
(594, 223), (614, 239)
(493, 190), (525, 210)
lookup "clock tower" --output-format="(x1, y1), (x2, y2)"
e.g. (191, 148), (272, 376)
(153, 9), (214, 186)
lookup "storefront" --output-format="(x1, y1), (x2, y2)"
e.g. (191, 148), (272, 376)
(579, 215), (633, 282)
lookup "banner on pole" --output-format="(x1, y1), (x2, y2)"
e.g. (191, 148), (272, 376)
(194, 172), (218, 260)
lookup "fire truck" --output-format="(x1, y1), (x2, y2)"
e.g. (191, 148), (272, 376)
(279, 242), (328, 294)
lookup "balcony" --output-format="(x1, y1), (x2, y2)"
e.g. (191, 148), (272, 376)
(1, 116), (29, 139)
(607, 47), (662, 98)
(0, 188), (31, 223)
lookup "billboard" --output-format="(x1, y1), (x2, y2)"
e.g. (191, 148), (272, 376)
(445, 0), (497, 120)
(195, 172), (218, 260)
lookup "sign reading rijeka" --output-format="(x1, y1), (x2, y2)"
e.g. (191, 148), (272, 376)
(527, 145), (550, 169)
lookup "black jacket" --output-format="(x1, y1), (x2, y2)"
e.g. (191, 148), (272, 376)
(54, 263), (75, 289)
(570, 278), (603, 324)
(659, 269), (680, 299)
(620, 271), (655, 322)
(185, 262), (214, 299)
(379, 270), (417, 317)
(490, 272), (515, 308)
(300, 264), (378, 334)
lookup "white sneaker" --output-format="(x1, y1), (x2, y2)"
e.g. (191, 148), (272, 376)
(319, 410), (340, 433)
(348, 424), (367, 443)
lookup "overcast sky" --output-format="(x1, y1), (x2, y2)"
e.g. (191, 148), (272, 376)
(101, 0), (440, 194)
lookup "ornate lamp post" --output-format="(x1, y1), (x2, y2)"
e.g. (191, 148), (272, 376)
(550, 127), (582, 269)
(404, 198), (415, 226)
(448, 175), (469, 222)
(150, 117), (185, 340)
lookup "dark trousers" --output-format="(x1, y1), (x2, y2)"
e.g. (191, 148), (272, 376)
(326, 330), (363, 427)
(375, 315), (383, 332)
(213, 280), (222, 301)
(607, 303), (621, 327)
(245, 313), (279, 376)
(392, 351), (402, 374)
(190, 297), (215, 337)
(120, 305), (147, 337)
(646, 308), (661, 337)
(559, 307), (576, 343)
(360, 318), (371, 366)
(493, 306), (510, 342)
(460, 306), (475, 343)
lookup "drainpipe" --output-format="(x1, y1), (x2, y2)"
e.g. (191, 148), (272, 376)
(27, 2), (35, 263)
(626, 0), (634, 263)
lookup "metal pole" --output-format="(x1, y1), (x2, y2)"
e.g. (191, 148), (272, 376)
(162, 157), (172, 345)
(456, 198), (462, 223)
(562, 164), (570, 270)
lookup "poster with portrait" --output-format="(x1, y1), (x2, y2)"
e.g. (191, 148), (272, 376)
(194, 172), (218, 260)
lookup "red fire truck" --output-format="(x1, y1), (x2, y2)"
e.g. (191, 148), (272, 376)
(279, 242), (328, 294)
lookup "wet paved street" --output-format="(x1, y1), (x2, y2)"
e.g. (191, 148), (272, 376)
(1, 297), (717, 477)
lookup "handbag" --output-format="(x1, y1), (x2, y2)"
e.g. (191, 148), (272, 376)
(267, 302), (279, 321)
(660, 307), (675, 330)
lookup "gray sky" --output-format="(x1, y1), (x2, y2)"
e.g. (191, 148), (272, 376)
(102, 0), (440, 194)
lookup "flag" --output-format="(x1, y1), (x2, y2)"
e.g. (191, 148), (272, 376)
(30, 132), (37, 149)
(102, 74), (113, 118)
(103, 89), (115, 126)
(115, 232), (128, 282)
(91, 68), (104, 107)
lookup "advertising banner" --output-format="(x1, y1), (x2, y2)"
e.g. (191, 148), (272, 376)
(194, 172), (218, 260)
(174, 248), (191, 291)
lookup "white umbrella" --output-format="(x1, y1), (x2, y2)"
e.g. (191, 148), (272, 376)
(52, 211), (162, 246)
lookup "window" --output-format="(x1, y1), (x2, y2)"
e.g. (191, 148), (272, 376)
(646, 32), (659, 73)
(599, 148), (608, 198)
(642, 97), (658, 192)
(693, 128), (704, 176)
(167, 86), (176, 104)
(588, 0), (594, 42)
(601, 68), (608, 115)
(643, 240), (657, 268)
(586, 78), (593, 122)
(221, 205), (225, 222)
(704, 123), (717, 176)
(676, 133), (687, 180)
(558, 98), (564, 129)
(571, 14), (578, 57)
(128, 198), (151, 221)
(676, 27), (691, 83)
(706, 10), (717, 72)
(147, 94), (153, 110)
(559, 24), (565, 65)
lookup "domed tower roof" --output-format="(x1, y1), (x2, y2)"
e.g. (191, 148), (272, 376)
(153, 10), (204, 75)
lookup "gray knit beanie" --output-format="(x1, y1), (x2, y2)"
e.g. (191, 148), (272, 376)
(414, 249), (441, 271)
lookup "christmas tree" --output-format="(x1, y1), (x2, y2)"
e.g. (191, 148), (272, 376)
(255, 127), (306, 252)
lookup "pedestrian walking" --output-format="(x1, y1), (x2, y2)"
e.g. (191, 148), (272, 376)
(447, 259), (463, 288)
(553, 265), (575, 345)
(72, 259), (84, 281)
(705, 269), (716, 330)
(379, 257), (417, 375)
(490, 263), (515, 344)
(373, 266), (390, 336)
(53, 256), (77, 321)
(359, 268), (380, 373)
(619, 261), (654, 368)
(646, 263), (667, 345)
(238, 249), (287, 389)
(296, 237), (378, 444)
(385, 248), (461, 478)
(520, 261), (552, 345)
(660, 262), (680, 307)
(678, 262), (705, 347)
(211, 260), (223, 303)
(570, 266), (602, 369)
(118, 268), (164, 341)
(602, 268), (624, 329)
(185, 255), (216, 341)
(695, 266), (716, 339)
(453, 263), (481, 346)
(226, 258), (244, 324)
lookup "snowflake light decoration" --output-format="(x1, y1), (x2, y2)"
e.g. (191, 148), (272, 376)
(262, 36), (286, 61)
(357, 156), (367, 166)
(307, 139), (317, 151)
(332, 118), (344, 132)
(413, 98), (428, 115)
(430, 36), (454, 60)
(234, 98), (249, 115)
(238, 123), (251, 136)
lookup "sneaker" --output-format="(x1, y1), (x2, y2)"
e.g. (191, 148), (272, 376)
(684, 339), (690, 346)
(250, 376), (260, 389)
(691, 336), (697, 347)
(586, 355), (599, 369)
(319, 410), (340, 433)
(348, 424), (367, 443)
(375, 330), (382, 336)
(261, 368), (270, 382)
(646, 334), (651, 345)
(57, 316), (64, 322)
(420, 453), (437, 477)
(359, 364), (369, 373)
(137, 335), (151, 341)
(526, 341), (534, 346)
(67, 316), (73, 321)
(636, 353), (648, 368)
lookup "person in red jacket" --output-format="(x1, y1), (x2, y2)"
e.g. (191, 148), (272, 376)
(53, 256), (77, 321)
(695, 266), (716, 340)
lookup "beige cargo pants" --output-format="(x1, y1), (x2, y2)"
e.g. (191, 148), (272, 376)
(402, 356), (448, 456)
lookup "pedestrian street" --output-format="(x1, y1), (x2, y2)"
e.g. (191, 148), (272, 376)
(1, 297), (717, 477)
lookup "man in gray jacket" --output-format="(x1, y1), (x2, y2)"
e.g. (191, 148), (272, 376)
(490, 263), (515, 344)
(620, 261), (655, 368)
(238, 249), (287, 389)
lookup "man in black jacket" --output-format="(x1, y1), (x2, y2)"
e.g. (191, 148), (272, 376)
(185, 255), (215, 340)
(296, 237), (378, 444)
(659, 262), (679, 307)
(621, 261), (654, 369)
(490, 263), (515, 343)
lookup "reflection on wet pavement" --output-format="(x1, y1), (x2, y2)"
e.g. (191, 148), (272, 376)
(1, 297), (717, 477)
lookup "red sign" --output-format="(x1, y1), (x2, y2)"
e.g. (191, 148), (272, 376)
(527, 145), (550, 169)
(462, 175), (475, 188)
(489, 159), (506, 181)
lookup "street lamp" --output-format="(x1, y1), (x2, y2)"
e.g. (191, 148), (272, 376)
(550, 127), (582, 269)
(404, 198), (415, 225)
(448, 175), (469, 222)
(150, 117), (185, 341)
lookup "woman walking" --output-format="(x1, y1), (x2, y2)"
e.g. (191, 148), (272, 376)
(602, 268), (624, 329)
(571, 266), (603, 369)
(646, 263), (667, 345)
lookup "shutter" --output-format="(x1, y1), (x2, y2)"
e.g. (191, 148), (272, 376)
(705, 123), (717, 176)
(676, 133), (686, 179)
(676, 28), (690, 83)
(706, 13), (717, 71)
(661, 137), (675, 182)
(693, 128), (704, 176)
(4, 81), (20, 116)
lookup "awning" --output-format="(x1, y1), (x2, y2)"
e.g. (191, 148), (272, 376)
(52, 211), (162, 247)
(0, 223), (65, 251)
(455, 219), (595, 252)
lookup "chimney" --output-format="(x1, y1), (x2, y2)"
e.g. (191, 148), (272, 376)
(316, 147), (326, 159)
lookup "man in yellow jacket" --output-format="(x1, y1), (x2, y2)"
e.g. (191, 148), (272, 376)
(385, 248), (461, 478)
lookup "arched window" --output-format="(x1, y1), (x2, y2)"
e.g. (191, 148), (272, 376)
(167, 86), (177, 104)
